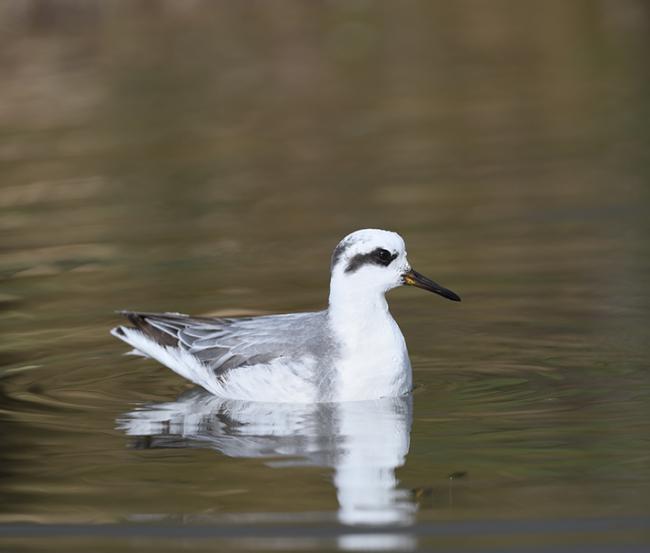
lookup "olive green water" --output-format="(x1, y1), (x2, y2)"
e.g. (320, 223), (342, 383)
(1, 2), (650, 551)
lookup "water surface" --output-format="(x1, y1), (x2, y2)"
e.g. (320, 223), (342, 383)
(1, 2), (649, 551)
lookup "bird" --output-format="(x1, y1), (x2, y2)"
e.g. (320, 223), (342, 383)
(111, 228), (460, 403)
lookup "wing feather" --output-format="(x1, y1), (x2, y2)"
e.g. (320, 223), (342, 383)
(117, 310), (326, 375)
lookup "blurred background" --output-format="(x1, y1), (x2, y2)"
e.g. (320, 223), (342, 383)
(1, 1), (649, 551)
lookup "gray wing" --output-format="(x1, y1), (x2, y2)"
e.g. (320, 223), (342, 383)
(118, 310), (332, 374)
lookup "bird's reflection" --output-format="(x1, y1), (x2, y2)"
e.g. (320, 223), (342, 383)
(117, 390), (416, 528)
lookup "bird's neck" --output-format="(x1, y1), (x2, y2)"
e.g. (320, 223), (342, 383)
(326, 275), (411, 402)
(327, 276), (391, 329)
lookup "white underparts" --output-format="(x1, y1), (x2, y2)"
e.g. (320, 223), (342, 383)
(112, 327), (321, 403)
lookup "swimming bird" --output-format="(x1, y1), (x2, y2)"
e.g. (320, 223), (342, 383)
(111, 228), (460, 403)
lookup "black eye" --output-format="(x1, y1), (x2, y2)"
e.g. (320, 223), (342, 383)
(345, 248), (397, 273)
(374, 248), (394, 265)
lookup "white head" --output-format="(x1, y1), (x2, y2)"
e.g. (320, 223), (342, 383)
(328, 228), (460, 308)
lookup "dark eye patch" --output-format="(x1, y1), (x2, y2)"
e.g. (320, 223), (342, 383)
(373, 248), (393, 264)
(345, 247), (398, 273)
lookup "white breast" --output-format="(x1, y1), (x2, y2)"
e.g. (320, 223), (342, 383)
(332, 311), (412, 402)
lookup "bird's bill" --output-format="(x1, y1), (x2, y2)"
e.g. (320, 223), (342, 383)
(402, 268), (461, 302)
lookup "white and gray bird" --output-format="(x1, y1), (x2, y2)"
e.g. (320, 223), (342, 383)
(111, 228), (460, 403)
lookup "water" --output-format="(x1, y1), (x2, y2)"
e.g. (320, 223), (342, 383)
(1, 2), (650, 551)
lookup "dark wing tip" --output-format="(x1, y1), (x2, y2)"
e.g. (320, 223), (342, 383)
(116, 311), (178, 347)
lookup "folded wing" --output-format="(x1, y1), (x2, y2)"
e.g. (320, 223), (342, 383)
(115, 310), (326, 375)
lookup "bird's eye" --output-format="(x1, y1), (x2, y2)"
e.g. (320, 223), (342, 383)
(374, 248), (394, 265)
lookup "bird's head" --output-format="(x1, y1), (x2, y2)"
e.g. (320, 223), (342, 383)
(329, 228), (461, 303)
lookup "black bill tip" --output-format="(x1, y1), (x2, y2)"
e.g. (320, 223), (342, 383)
(402, 268), (461, 302)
